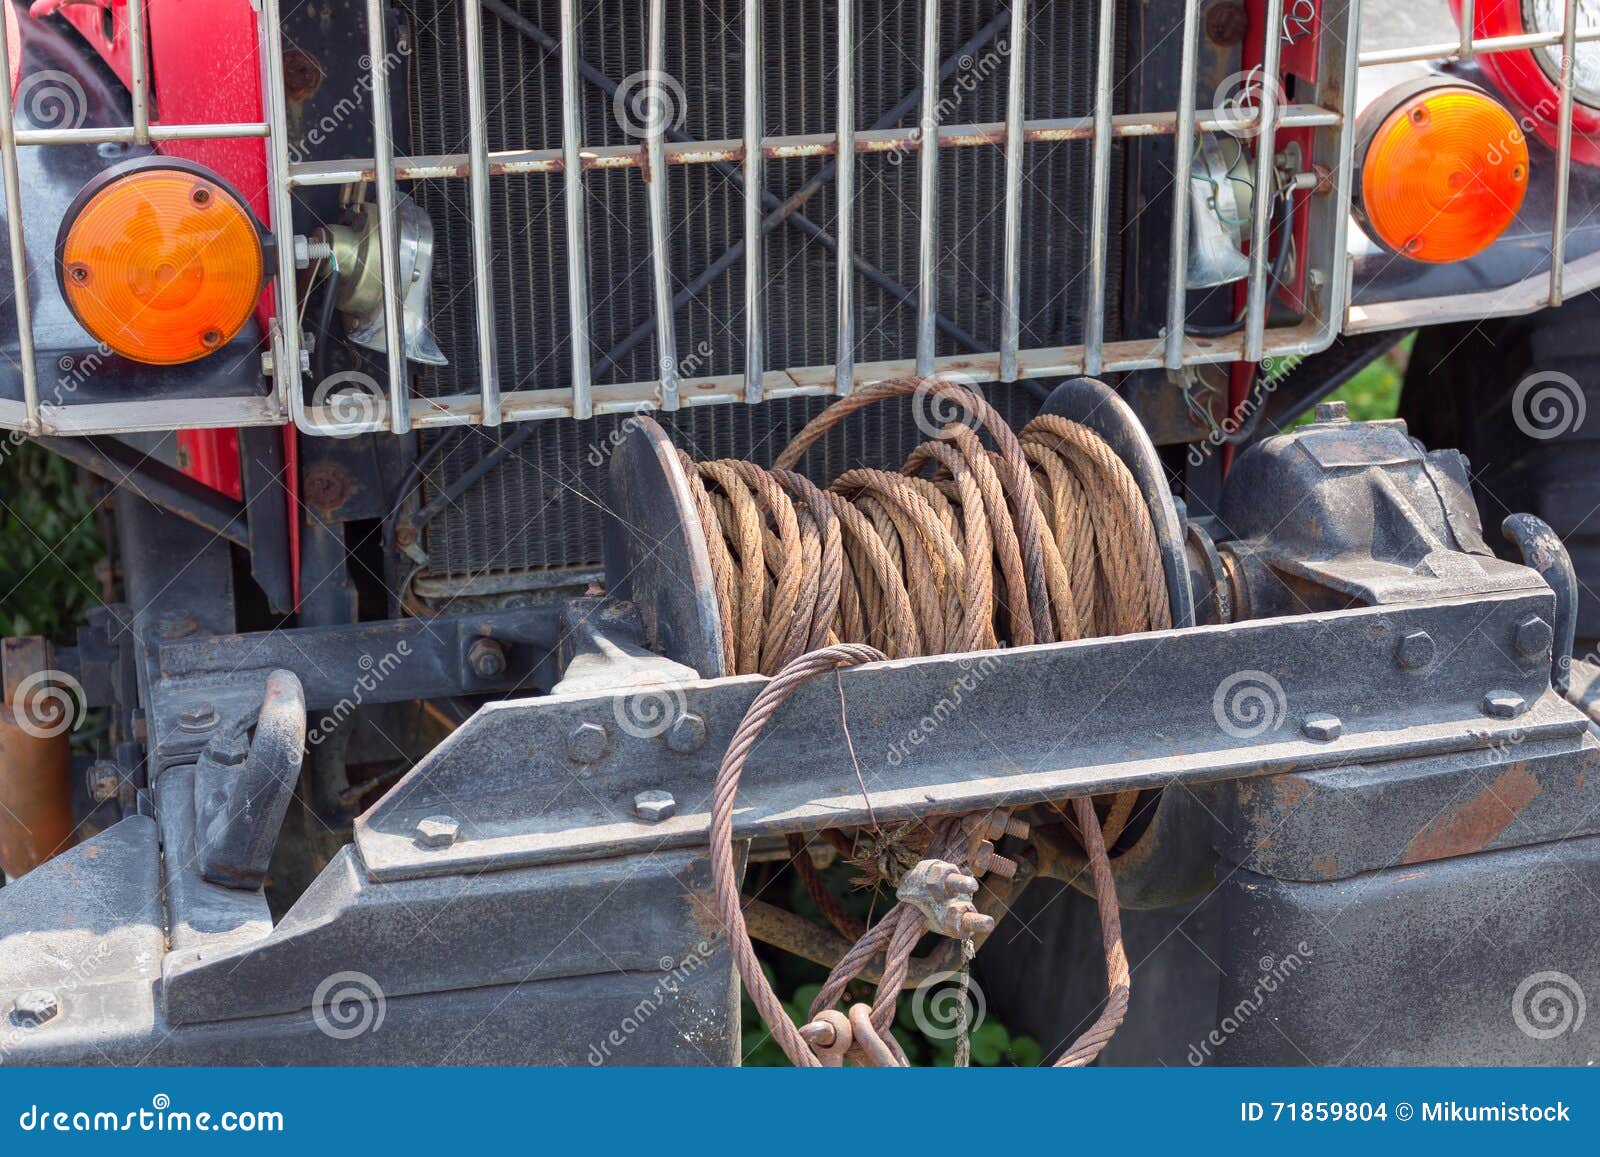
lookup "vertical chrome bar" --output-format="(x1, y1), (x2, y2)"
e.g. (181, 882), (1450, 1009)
(1459, 0), (1476, 60)
(127, 0), (150, 145)
(834, 0), (856, 396)
(915, 0), (940, 377)
(1163, 0), (1202, 370)
(646, 0), (680, 410)
(464, 0), (502, 426)
(365, 0), (410, 433)
(560, 0), (594, 418)
(260, 0), (306, 427)
(742, 0), (764, 404)
(1551, 0), (1578, 305)
(1243, 0), (1286, 364)
(0, 11), (39, 432)
(1317, 0), (1362, 345)
(1083, 0), (1117, 376)
(999, 0), (1027, 383)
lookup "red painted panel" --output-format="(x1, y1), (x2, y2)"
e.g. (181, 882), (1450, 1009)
(176, 428), (242, 500)
(36, 2), (297, 593)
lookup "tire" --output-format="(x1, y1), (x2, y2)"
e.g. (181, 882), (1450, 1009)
(1402, 292), (1600, 647)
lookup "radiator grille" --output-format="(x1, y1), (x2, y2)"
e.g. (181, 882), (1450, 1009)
(406, 0), (1124, 582)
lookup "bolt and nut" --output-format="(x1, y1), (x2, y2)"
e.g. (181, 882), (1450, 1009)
(973, 840), (1019, 880)
(633, 790), (677, 822)
(567, 722), (610, 764)
(1482, 691), (1527, 720)
(1301, 714), (1342, 742)
(1513, 615), (1554, 659)
(467, 637), (508, 679)
(178, 702), (218, 733)
(665, 713), (707, 754)
(12, 990), (59, 1028)
(1314, 400), (1349, 424)
(415, 815), (460, 848)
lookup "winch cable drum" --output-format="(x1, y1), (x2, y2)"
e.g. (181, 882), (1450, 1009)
(606, 376), (1188, 1065)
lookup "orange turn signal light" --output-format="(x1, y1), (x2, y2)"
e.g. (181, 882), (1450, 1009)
(56, 160), (269, 365)
(1355, 80), (1528, 265)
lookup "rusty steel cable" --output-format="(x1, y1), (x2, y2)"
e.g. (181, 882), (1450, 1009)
(693, 379), (1159, 1066)
(692, 377), (1168, 842)
(710, 646), (1131, 1067)
(708, 644), (888, 1068)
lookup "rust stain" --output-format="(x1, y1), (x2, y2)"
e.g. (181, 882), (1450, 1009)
(1402, 764), (1541, 865)
(684, 886), (725, 946)
(1310, 855), (1338, 878)
(1270, 775), (1312, 808)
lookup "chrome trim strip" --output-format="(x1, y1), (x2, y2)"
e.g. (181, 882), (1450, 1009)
(999, 0), (1027, 383)
(464, 0), (502, 427)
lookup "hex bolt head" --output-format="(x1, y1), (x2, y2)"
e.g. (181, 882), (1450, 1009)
(178, 702), (218, 733)
(1301, 714), (1342, 742)
(1513, 615), (1554, 659)
(633, 789), (677, 823)
(1482, 691), (1527, 720)
(665, 713), (707, 754)
(12, 990), (59, 1028)
(1314, 400), (1349, 423)
(414, 815), (460, 848)
(567, 722), (610, 764)
(467, 637), (508, 679)
(1397, 630), (1436, 670)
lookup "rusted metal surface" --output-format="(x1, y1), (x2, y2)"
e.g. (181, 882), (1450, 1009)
(1401, 763), (1543, 865)
(0, 705), (74, 878)
(289, 106), (1342, 189)
(0, 638), (75, 878)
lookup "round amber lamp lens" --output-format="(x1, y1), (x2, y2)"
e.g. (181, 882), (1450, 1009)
(59, 170), (263, 365)
(1361, 87), (1529, 264)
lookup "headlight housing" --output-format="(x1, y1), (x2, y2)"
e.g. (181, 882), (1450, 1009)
(55, 158), (270, 366)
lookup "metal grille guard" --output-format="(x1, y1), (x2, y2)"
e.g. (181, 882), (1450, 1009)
(0, 2), (1596, 435)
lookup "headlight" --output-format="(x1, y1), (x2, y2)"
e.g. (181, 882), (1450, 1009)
(55, 159), (270, 366)
(1525, 0), (1600, 108)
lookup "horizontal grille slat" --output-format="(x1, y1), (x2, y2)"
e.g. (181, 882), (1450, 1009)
(405, 0), (1120, 583)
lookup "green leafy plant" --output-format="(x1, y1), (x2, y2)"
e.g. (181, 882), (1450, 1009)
(0, 441), (104, 642)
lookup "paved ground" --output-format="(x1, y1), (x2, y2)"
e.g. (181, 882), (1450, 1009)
(1360, 3), (1456, 52)
(1358, 1), (1460, 105)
